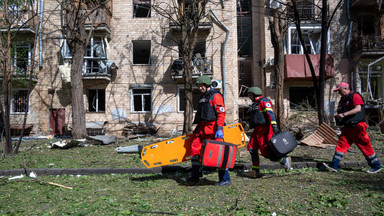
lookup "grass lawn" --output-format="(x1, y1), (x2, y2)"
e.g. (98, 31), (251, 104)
(1, 130), (383, 215)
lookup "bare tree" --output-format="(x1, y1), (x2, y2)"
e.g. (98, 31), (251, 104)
(0, 0), (38, 155)
(289, 0), (342, 124)
(268, 0), (342, 127)
(152, 0), (210, 134)
(268, 4), (288, 131)
(60, 0), (110, 139)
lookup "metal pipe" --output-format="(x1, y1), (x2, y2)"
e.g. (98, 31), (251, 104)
(39, 0), (44, 67)
(210, 9), (229, 103)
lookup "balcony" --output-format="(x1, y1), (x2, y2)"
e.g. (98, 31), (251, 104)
(84, 7), (112, 35)
(350, 36), (384, 57)
(61, 2), (113, 36)
(82, 59), (115, 82)
(284, 54), (334, 81)
(0, 7), (38, 34)
(171, 56), (213, 80)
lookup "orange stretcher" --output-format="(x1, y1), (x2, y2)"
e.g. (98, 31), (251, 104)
(141, 123), (246, 168)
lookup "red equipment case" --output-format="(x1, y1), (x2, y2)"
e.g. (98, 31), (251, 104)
(201, 140), (237, 169)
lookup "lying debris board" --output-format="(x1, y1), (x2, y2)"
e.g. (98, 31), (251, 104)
(141, 123), (246, 168)
(301, 123), (338, 148)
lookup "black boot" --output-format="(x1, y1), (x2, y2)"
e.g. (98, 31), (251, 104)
(186, 156), (202, 182)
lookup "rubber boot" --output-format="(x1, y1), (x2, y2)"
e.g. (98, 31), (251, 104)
(186, 156), (201, 182)
(366, 154), (382, 173)
(323, 151), (344, 172)
(215, 169), (231, 186)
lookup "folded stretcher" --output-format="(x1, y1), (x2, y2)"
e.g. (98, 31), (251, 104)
(141, 123), (246, 168)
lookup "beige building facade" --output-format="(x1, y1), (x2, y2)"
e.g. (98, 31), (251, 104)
(6, 0), (382, 137)
(6, 0), (240, 136)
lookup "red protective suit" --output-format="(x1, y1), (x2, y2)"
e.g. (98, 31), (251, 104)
(336, 93), (375, 156)
(191, 89), (226, 156)
(247, 96), (278, 166)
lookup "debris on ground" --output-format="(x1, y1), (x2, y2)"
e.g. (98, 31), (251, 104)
(86, 135), (117, 145)
(122, 122), (158, 136)
(49, 139), (85, 149)
(115, 144), (143, 154)
(300, 123), (338, 148)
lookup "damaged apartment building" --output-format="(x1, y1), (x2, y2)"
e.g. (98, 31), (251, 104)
(2, 0), (239, 136)
(237, 0), (383, 128)
(2, 0), (383, 137)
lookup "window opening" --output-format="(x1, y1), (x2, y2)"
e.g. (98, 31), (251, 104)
(11, 89), (29, 113)
(133, 40), (151, 64)
(88, 89), (106, 112)
(132, 88), (152, 112)
(289, 87), (316, 110)
(133, 0), (151, 17)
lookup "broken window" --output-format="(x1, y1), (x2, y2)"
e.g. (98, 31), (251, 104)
(289, 86), (316, 110)
(237, 15), (252, 57)
(131, 88), (152, 112)
(133, 0), (151, 18)
(177, 41), (211, 74)
(132, 40), (151, 65)
(62, 36), (110, 74)
(84, 36), (108, 74)
(88, 89), (106, 112)
(178, 86), (200, 112)
(11, 89), (29, 113)
(287, 25), (327, 54)
(12, 44), (31, 75)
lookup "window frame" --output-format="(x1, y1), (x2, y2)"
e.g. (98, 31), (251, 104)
(130, 87), (153, 113)
(10, 89), (30, 114)
(286, 24), (330, 55)
(87, 89), (106, 113)
(62, 36), (109, 74)
(133, 0), (151, 18)
(12, 43), (32, 75)
(177, 85), (200, 113)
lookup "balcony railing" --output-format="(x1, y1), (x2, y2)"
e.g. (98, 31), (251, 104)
(84, 7), (112, 34)
(171, 56), (213, 79)
(350, 35), (384, 55)
(82, 59), (114, 82)
(0, 7), (38, 32)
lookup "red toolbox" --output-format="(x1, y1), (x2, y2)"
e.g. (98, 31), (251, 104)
(201, 140), (237, 169)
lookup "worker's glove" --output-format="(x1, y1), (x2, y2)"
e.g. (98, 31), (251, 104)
(215, 129), (224, 139)
(272, 125), (279, 135)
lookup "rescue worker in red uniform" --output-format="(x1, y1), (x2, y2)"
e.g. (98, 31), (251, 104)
(323, 82), (382, 173)
(185, 75), (230, 186)
(246, 87), (291, 178)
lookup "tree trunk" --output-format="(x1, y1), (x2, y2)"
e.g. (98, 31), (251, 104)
(70, 43), (87, 139)
(269, 10), (286, 131)
(317, 0), (328, 125)
(2, 7), (13, 154)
